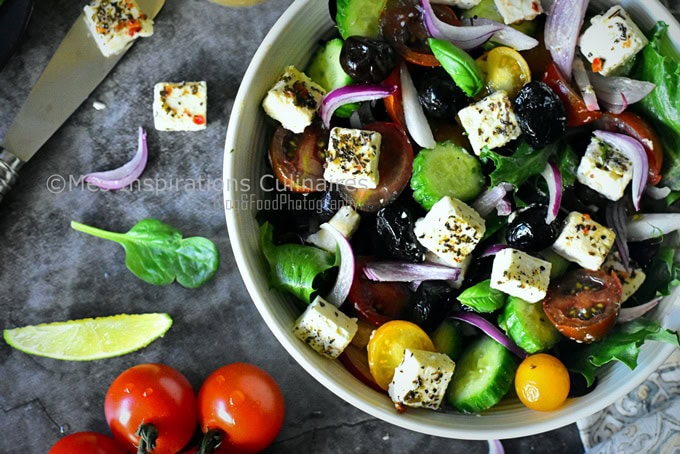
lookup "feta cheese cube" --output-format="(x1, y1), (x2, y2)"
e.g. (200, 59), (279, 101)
(83, 0), (153, 58)
(414, 196), (486, 267)
(493, 0), (543, 25)
(457, 91), (522, 156)
(603, 251), (646, 302)
(306, 205), (361, 252)
(262, 66), (326, 134)
(552, 211), (616, 270)
(324, 127), (382, 189)
(576, 136), (633, 201)
(388, 348), (456, 410)
(579, 6), (648, 76)
(490, 248), (552, 303)
(292, 296), (358, 359)
(153, 81), (207, 131)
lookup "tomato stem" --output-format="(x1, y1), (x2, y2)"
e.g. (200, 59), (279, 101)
(197, 428), (224, 454)
(136, 422), (159, 454)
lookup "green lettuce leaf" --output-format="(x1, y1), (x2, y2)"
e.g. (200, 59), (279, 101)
(480, 141), (551, 189)
(260, 222), (338, 303)
(564, 318), (680, 387)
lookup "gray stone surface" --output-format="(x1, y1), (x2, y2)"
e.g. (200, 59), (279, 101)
(0, 0), (675, 452)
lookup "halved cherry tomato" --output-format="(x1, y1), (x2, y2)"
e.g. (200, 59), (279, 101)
(367, 320), (435, 390)
(380, 0), (460, 67)
(339, 343), (384, 392)
(49, 432), (126, 454)
(543, 269), (622, 343)
(383, 66), (405, 128)
(268, 120), (327, 193)
(105, 363), (198, 454)
(347, 257), (412, 327)
(595, 111), (664, 186)
(198, 363), (285, 454)
(476, 46), (532, 99)
(542, 61), (602, 127)
(338, 122), (414, 212)
(515, 354), (570, 411)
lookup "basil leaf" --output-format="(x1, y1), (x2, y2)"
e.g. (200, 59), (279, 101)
(428, 38), (484, 97)
(480, 141), (554, 188)
(260, 222), (337, 303)
(71, 219), (219, 288)
(457, 279), (506, 313)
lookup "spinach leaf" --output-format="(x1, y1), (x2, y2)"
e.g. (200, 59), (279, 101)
(564, 318), (680, 387)
(428, 38), (484, 97)
(480, 141), (553, 188)
(556, 143), (578, 189)
(260, 222), (338, 303)
(457, 279), (506, 313)
(71, 219), (219, 288)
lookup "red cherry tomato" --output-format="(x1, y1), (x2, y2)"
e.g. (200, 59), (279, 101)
(594, 111), (664, 186)
(338, 122), (414, 212)
(542, 61), (602, 127)
(543, 269), (623, 343)
(339, 343), (384, 392)
(198, 363), (285, 454)
(383, 66), (405, 128)
(105, 363), (198, 454)
(268, 121), (327, 193)
(347, 257), (412, 327)
(49, 432), (126, 454)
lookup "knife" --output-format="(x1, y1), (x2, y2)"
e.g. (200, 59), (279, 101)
(0, 0), (165, 203)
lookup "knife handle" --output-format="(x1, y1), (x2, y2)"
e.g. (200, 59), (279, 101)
(0, 147), (24, 204)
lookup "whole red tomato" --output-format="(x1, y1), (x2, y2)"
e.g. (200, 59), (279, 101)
(198, 363), (285, 454)
(105, 363), (198, 454)
(48, 432), (126, 454)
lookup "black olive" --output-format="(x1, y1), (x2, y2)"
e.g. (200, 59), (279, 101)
(568, 371), (597, 398)
(409, 281), (459, 333)
(415, 67), (469, 120)
(340, 36), (398, 83)
(628, 237), (663, 268)
(513, 81), (567, 149)
(506, 204), (559, 252)
(376, 200), (427, 262)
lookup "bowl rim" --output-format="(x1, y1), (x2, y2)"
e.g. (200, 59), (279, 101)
(224, 0), (680, 440)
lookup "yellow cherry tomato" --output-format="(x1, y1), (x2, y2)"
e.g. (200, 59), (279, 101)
(367, 320), (435, 390)
(476, 46), (532, 98)
(515, 353), (570, 411)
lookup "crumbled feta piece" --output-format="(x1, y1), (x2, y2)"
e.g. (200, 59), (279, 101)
(493, 0), (543, 24)
(262, 66), (326, 134)
(579, 6), (648, 76)
(388, 348), (455, 410)
(551, 211), (616, 270)
(457, 91), (522, 156)
(576, 136), (633, 201)
(153, 81), (207, 131)
(306, 205), (361, 252)
(490, 248), (552, 303)
(292, 296), (358, 359)
(603, 251), (646, 302)
(324, 127), (382, 189)
(83, 0), (153, 58)
(414, 196), (486, 267)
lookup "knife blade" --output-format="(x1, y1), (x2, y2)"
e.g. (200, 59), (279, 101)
(0, 0), (165, 203)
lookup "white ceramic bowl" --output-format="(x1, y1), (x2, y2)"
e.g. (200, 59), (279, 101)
(224, 0), (680, 440)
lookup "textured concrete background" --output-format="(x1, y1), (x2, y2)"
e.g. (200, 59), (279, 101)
(0, 0), (676, 452)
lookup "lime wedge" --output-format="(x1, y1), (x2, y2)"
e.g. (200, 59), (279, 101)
(3, 313), (172, 361)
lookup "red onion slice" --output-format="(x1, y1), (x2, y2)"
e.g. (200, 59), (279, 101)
(617, 297), (662, 324)
(83, 127), (148, 190)
(645, 185), (671, 200)
(472, 182), (514, 217)
(400, 63), (436, 149)
(540, 162), (562, 223)
(589, 72), (656, 114)
(479, 244), (509, 258)
(450, 312), (528, 359)
(319, 84), (397, 129)
(605, 200), (631, 271)
(593, 130), (649, 211)
(422, 0), (501, 50)
(544, 0), (588, 79)
(625, 213), (680, 241)
(320, 223), (355, 307)
(488, 440), (505, 454)
(467, 17), (539, 51)
(363, 261), (461, 282)
(573, 59), (600, 111)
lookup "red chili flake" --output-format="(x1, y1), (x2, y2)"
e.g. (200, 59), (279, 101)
(532, 1), (540, 12)
(127, 19), (142, 36)
(193, 115), (206, 125)
(592, 57), (604, 73)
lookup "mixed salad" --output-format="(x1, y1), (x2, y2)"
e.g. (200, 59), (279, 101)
(258, 0), (680, 414)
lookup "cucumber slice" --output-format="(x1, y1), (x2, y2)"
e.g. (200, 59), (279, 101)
(306, 38), (356, 117)
(540, 248), (571, 279)
(410, 141), (485, 210)
(447, 336), (517, 413)
(431, 319), (463, 361)
(336, 0), (387, 39)
(497, 296), (560, 354)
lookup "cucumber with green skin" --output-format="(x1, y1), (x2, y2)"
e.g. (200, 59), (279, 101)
(498, 296), (560, 354)
(431, 319), (463, 361)
(447, 335), (518, 413)
(306, 38), (356, 117)
(336, 0), (387, 39)
(410, 141), (485, 210)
